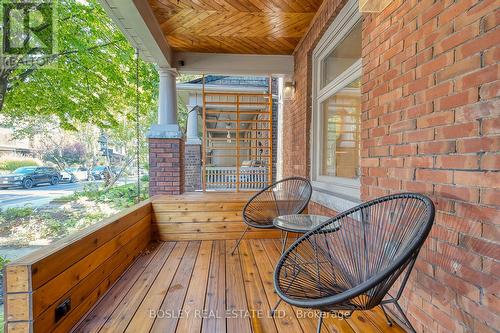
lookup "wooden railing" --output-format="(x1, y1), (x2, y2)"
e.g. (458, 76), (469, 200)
(205, 166), (268, 191)
(3, 192), (289, 332)
(151, 192), (284, 241)
(3, 200), (153, 333)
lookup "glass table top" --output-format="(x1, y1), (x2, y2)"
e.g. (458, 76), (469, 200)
(273, 214), (340, 233)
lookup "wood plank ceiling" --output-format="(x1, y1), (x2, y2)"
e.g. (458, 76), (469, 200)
(147, 0), (324, 54)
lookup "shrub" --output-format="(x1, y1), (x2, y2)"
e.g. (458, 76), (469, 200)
(0, 255), (10, 271)
(0, 207), (34, 221)
(0, 155), (41, 171)
(62, 182), (149, 209)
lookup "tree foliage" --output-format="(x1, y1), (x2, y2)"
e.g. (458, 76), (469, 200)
(0, 0), (159, 131)
(43, 141), (86, 166)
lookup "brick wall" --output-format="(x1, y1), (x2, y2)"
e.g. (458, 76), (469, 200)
(184, 143), (201, 192)
(362, 1), (499, 332)
(149, 138), (185, 195)
(283, 0), (349, 178)
(283, 0), (499, 332)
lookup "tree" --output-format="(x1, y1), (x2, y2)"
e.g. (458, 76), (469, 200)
(0, 0), (159, 130)
(43, 142), (86, 167)
(0, 0), (193, 196)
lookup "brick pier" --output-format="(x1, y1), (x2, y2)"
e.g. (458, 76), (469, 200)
(148, 138), (185, 195)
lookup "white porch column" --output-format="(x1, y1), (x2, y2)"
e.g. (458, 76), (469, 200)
(184, 93), (202, 191)
(148, 67), (184, 195)
(148, 67), (182, 138)
(186, 106), (201, 144)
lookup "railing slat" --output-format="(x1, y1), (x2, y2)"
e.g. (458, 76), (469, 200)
(205, 166), (268, 191)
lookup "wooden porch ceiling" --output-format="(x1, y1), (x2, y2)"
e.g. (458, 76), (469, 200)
(147, 0), (323, 54)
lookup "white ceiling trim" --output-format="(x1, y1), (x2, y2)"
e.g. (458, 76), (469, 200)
(177, 83), (268, 93)
(174, 52), (294, 76)
(98, 0), (172, 68)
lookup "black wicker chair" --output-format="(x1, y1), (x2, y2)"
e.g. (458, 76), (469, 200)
(231, 177), (312, 255)
(273, 193), (435, 333)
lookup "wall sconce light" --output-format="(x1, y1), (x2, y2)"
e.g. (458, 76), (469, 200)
(283, 81), (296, 100)
(359, 0), (392, 12)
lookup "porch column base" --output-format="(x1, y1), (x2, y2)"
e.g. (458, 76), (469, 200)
(147, 124), (183, 139)
(149, 137), (185, 196)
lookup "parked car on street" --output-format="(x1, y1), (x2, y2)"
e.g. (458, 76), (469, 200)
(60, 167), (89, 183)
(0, 166), (61, 189)
(91, 166), (114, 180)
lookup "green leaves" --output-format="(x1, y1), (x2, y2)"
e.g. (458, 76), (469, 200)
(1, 0), (159, 130)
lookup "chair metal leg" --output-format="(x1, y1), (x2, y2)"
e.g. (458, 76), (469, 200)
(270, 299), (282, 316)
(280, 231), (288, 254)
(394, 301), (416, 333)
(271, 265), (303, 317)
(280, 231), (290, 278)
(317, 312), (324, 333)
(376, 254), (418, 332)
(380, 304), (393, 326)
(231, 226), (249, 255)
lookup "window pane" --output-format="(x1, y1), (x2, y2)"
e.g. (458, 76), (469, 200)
(321, 78), (361, 179)
(321, 21), (362, 88)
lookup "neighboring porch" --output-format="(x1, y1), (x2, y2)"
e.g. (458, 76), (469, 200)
(177, 76), (276, 192)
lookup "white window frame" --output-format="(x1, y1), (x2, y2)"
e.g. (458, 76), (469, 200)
(311, 0), (362, 210)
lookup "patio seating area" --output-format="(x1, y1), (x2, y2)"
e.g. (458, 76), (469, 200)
(3, 0), (498, 332)
(73, 238), (405, 333)
(5, 192), (413, 333)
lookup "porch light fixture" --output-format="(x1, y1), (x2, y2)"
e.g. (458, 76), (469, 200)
(359, 0), (392, 12)
(283, 81), (295, 100)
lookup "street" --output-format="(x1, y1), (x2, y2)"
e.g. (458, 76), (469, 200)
(0, 182), (86, 209)
(0, 177), (138, 209)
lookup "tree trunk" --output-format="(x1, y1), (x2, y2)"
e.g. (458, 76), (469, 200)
(102, 156), (133, 192)
(0, 71), (10, 113)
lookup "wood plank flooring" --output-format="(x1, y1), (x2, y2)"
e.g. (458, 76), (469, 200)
(73, 240), (406, 333)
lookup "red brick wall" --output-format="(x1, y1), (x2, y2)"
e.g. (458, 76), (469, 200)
(362, 1), (499, 332)
(184, 144), (202, 192)
(282, 0), (348, 178)
(284, 0), (499, 332)
(149, 138), (185, 195)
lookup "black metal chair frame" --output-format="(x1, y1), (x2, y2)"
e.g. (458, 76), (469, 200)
(230, 176), (312, 255)
(273, 193), (435, 333)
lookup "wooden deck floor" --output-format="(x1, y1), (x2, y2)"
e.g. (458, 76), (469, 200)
(73, 239), (405, 333)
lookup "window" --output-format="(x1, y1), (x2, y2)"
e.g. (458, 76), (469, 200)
(321, 22), (362, 89)
(322, 78), (361, 178)
(311, 0), (362, 207)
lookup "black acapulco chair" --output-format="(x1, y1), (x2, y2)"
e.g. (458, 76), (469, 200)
(273, 193), (435, 333)
(230, 176), (312, 255)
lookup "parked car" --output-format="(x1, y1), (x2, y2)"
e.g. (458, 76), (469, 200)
(0, 166), (61, 189)
(91, 166), (114, 180)
(60, 167), (89, 183)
